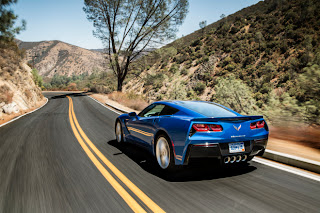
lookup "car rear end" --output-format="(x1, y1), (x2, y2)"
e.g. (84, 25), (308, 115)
(183, 116), (269, 165)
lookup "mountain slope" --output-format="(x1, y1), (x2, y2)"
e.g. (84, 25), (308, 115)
(17, 40), (108, 77)
(124, 0), (320, 125)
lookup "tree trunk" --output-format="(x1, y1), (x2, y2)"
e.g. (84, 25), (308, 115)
(116, 58), (130, 92)
(117, 77), (123, 91)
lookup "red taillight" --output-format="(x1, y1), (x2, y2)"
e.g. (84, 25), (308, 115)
(210, 124), (223, 132)
(257, 120), (265, 128)
(250, 122), (257, 129)
(192, 124), (209, 132)
(192, 124), (223, 132)
(250, 120), (265, 129)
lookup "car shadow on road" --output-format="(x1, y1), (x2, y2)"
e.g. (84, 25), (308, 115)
(108, 140), (257, 182)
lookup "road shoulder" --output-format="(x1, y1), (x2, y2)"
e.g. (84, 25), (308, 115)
(0, 97), (48, 127)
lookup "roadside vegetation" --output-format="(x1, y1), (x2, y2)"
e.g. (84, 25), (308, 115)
(122, 0), (320, 128)
(107, 92), (148, 111)
(43, 71), (117, 92)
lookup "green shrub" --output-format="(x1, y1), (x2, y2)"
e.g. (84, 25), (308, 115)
(181, 68), (189, 75)
(31, 68), (43, 88)
(144, 73), (164, 89)
(169, 64), (179, 73)
(191, 39), (203, 47)
(212, 75), (258, 115)
(193, 82), (206, 95)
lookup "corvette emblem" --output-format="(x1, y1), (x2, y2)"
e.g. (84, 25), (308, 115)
(233, 124), (241, 131)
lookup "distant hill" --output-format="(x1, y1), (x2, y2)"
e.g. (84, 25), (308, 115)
(124, 0), (320, 125)
(17, 40), (108, 77)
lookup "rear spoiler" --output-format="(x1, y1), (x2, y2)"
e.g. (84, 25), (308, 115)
(191, 115), (263, 122)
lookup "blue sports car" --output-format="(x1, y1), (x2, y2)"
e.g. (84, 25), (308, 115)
(115, 101), (268, 170)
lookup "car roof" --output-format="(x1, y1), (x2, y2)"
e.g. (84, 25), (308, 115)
(152, 100), (240, 117)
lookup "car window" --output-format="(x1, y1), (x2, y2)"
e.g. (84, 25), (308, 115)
(159, 105), (179, 116)
(175, 101), (236, 117)
(139, 104), (165, 117)
(138, 104), (155, 117)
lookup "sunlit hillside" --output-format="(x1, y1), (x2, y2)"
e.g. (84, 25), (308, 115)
(123, 0), (320, 126)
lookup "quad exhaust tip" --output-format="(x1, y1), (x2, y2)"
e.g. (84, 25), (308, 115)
(224, 156), (231, 164)
(224, 155), (247, 164)
(230, 156), (236, 163)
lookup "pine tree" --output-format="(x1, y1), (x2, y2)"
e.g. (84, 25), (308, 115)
(0, 0), (25, 42)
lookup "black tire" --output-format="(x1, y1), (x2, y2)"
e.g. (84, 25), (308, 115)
(115, 120), (124, 143)
(155, 134), (175, 171)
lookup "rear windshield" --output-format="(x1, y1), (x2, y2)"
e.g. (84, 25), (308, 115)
(176, 102), (237, 117)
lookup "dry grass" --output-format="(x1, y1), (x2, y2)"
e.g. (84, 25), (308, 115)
(0, 85), (13, 104)
(25, 90), (33, 100)
(67, 83), (77, 91)
(270, 125), (320, 149)
(107, 92), (148, 111)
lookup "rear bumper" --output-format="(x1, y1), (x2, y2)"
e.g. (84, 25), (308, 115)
(183, 138), (268, 165)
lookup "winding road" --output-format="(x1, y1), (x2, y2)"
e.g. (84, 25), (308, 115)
(0, 92), (319, 213)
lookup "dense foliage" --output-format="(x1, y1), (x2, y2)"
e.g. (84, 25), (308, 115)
(43, 72), (117, 93)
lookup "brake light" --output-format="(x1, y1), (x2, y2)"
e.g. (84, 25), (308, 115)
(210, 124), (223, 132)
(192, 124), (209, 132)
(250, 120), (265, 129)
(250, 122), (257, 129)
(257, 120), (265, 128)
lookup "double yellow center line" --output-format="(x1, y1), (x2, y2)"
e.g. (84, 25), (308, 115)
(67, 96), (165, 213)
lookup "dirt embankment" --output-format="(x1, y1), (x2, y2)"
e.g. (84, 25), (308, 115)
(0, 46), (45, 124)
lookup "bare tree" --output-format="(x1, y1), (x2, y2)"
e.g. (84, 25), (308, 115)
(83, 0), (189, 91)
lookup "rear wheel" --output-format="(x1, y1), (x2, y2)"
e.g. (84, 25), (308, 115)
(115, 120), (123, 143)
(155, 135), (175, 171)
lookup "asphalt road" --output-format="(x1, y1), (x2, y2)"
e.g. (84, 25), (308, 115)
(0, 91), (319, 213)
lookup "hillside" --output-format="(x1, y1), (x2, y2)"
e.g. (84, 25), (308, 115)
(123, 0), (320, 125)
(0, 42), (44, 121)
(17, 40), (108, 77)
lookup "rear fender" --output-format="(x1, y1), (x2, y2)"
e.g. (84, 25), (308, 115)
(153, 128), (183, 165)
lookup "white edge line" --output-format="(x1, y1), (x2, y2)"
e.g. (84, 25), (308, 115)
(265, 149), (320, 166)
(0, 97), (49, 128)
(88, 96), (122, 115)
(104, 102), (129, 113)
(253, 157), (320, 182)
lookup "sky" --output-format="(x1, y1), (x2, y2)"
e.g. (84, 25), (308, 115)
(12, 0), (261, 49)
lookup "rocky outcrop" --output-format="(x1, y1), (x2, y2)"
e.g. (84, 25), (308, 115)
(2, 102), (20, 114)
(0, 46), (44, 119)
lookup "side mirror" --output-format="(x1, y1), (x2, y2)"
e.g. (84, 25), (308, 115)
(128, 112), (137, 117)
